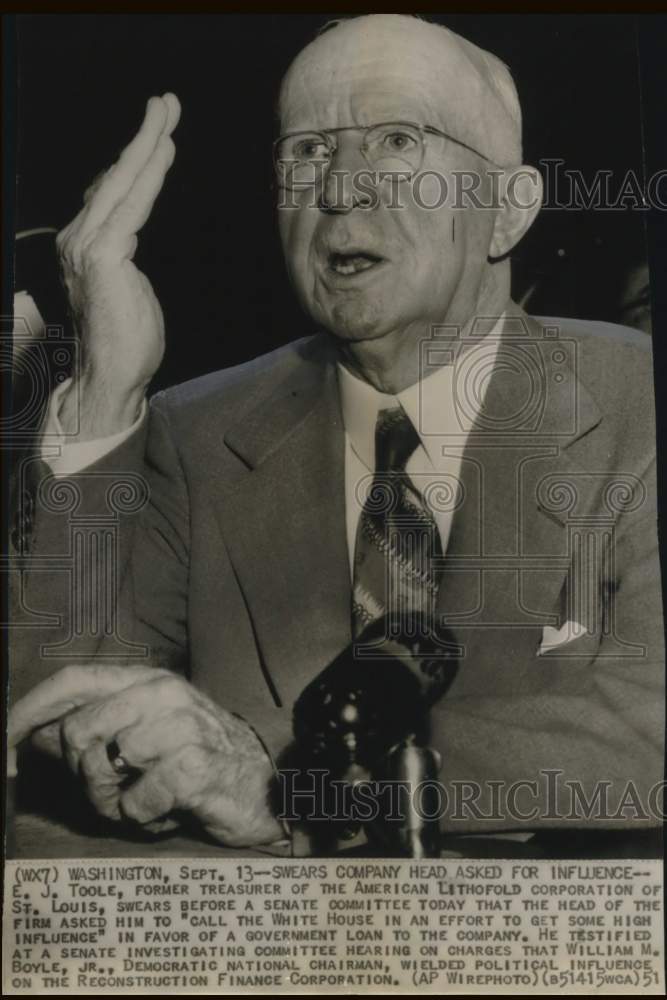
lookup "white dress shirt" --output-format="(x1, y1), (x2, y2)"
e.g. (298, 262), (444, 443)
(41, 377), (146, 476)
(338, 328), (501, 576)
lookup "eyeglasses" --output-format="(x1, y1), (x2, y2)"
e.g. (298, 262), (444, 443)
(273, 120), (495, 190)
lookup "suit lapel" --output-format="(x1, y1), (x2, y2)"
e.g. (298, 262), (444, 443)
(218, 339), (351, 708)
(214, 308), (605, 704)
(437, 306), (603, 657)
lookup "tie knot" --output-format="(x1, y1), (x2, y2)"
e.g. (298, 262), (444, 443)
(375, 407), (420, 472)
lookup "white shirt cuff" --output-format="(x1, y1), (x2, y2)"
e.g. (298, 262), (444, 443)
(40, 378), (147, 477)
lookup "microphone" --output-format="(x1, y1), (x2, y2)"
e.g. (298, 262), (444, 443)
(290, 615), (459, 856)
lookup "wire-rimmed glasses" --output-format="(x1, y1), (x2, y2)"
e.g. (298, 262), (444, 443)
(274, 121), (495, 190)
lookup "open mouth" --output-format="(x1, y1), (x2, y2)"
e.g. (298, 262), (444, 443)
(328, 252), (384, 276)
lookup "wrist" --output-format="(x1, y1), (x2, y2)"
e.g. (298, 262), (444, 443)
(58, 373), (146, 440)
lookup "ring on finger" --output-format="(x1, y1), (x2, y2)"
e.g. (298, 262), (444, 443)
(106, 739), (132, 776)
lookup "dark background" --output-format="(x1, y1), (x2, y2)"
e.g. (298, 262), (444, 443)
(13, 13), (655, 392)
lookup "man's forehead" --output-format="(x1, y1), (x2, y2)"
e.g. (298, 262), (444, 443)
(280, 67), (465, 134)
(278, 15), (522, 167)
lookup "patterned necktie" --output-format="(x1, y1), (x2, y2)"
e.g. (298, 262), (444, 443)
(352, 406), (443, 638)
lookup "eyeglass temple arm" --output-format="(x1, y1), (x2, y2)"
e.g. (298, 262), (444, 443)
(422, 125), (497, 166)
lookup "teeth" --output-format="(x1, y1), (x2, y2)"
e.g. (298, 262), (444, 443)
(331, 254), (379, 275)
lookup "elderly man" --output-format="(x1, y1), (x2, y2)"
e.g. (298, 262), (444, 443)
(9, 15), (663, 851)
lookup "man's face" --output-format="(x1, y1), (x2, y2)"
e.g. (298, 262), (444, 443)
(277, 30), (499, 346)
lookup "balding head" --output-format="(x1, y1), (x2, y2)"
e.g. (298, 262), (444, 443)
(279, 14), (522, 167)
(276, 15), (541, 391)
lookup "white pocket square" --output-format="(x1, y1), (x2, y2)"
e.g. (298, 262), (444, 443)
(538, 620), (587, 655)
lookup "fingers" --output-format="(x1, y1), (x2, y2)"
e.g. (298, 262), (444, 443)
(7, 663), (165, 770)
(120, 753), (183, 825)
(80, 741), (185, 832)
(97, 134), (176, 252)
(78, 740), (180, 830)
(58, 674), (191, 772)
(59, 673), (188, 778)
(120, 745), (280, 846)
(79, 741), (124, 820)
(83, 170), (108, 205)
(29, 719), (64, 759)
(162, 91), (181, 134)
(57, 92), (180, 271)
(79, 93), (178, 236)
(67, 97), (166, 237)
(113, 714), (203, 768)
(119, 744), (221, 828)
(141, 816), (182, 835)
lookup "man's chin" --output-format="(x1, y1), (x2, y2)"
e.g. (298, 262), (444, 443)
(318, 303), (396, 344)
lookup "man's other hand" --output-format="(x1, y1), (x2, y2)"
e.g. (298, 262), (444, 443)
(8, 665), (284, 848)
(56, 94), (180, 440)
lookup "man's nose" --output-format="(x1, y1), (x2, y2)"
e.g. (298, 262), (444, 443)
(318, 137), (373, 214)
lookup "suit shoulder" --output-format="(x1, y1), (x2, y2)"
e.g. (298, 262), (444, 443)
(535, 315), (652, 368)
(535, 314), (655, 397)
(535, 315), (656, 464)
(150, 334), (328, 420)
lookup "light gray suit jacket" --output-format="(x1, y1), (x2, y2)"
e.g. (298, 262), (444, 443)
(11, 306), (664, 833)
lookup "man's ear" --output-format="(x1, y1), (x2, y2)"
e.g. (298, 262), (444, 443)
(489, 166), (543, 259)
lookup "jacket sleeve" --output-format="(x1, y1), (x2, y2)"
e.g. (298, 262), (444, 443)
(8, 394), (191, 707)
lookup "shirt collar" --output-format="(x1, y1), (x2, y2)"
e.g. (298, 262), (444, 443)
(337, 313), (504, 470)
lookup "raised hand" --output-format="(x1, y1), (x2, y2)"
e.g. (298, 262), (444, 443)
(56, 93), (180, 439)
